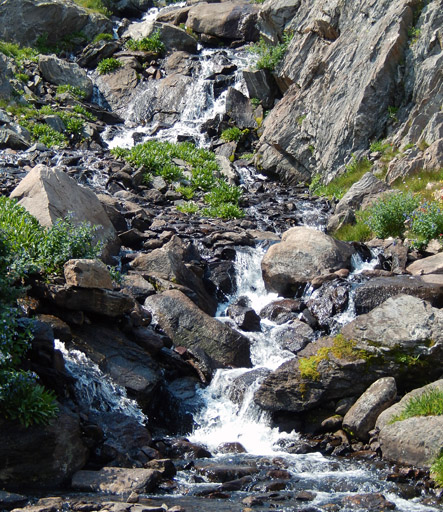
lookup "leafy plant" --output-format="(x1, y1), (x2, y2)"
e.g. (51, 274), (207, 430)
(176, 202), (199, 215)
(221, 126), (244, 142)
(431, 453), (443, 488)
(56, 84), (87, 100)
(407, 201), (443, 249)
(249, 32), (293, 71)
(126, 31), (165, 54)
(365, 192), (419, 239)
(25, 123), (68, 148)
(72, 0), (111, 16)
(176, 185), (194, 200)
(14, 73), (29, 83)
(97, 57), (123, 75)
(201, 203), (244, 219)
(204, 180), (242, 206)
(73, 104), (97, 122)
(0, 40), (39, 65)
(93, 33), (114, 43)
(370, 140), (391, 153)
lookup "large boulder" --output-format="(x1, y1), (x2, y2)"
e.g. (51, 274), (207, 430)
(261, 227), (355, 296)
(144, 289), (252, 369)
(10, 165), (117, 247)
(254, 295), (443, 418)
(353, 275), (443, 314)
(64, 259), (113, 290)
(38, 55), (93, 99)
(130, 236), (217, 316)
(0, 0), (111, 46)
(342, 377), (397, 441)
(72, 467), (160, 494)
(407, 252), (443, 276)
(153, 22), (198, 54)
(0, 406), (88, 490)
(186, 1), (259, 42)
(256, 0), (415, 183)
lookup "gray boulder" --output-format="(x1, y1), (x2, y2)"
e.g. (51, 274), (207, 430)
(130, 236), (217, 316)
(407, 252), (443, 276)
(0, 0), (111, 46)
(187, 1), (259, 42)
(153, 22), (198, 54)
(326, 173), (390, 233)
(242, 68), (278, 110)
(64, 259), (113, 290)
(39, 55), (93, 99)
(144, 289), (252, 369)
(353, 275), (443, 314)
(0, 406), (88, 489)
(0, 128), (30, 150)
(342, 377), (397, 441)
(261, 227), (355, 296)
(0, 54), (14, 99)
(225, 87), (258, 130)
(10, 165), (117, 247)
(72, 467), (160, 494)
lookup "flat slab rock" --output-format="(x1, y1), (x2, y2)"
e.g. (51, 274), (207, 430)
(72, 467), (160, 494)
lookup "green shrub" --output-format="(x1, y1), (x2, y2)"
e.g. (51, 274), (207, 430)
(389, 388), (443, 424)
(26, 123), (68, 148)
(126, 31), (165, 54)
(93, 33), (114, 43)
(310, 157), (372, 200)
(56, 84), (87, 100)
(201, 203), (244, 219)
(176, 185), (194, 200)
(431, 453), (443, 488)
(0, 235), (58, 427)
(221, 126), (244, 142)
(176, 202), (199, 215)
(407, 201), (443, 249)
(73, 104), (97, 121)
(15, 73), (29, 83)
(370, 140), (391, 153)
(97, 57), (123, 75)
(72, 0), (111, 15)
(204, 180), (242, 206)
(365, 192), (419, 239)
(0, 40), (39, 65)
(0, 197), (101, 276)
(249, 32), (293, 71)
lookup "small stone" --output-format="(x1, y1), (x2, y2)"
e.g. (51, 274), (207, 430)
(126, 491), (139, 503)
(296, 490), (316, 501)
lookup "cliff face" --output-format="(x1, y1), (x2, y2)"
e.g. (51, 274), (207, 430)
(256, 0), (442, 184)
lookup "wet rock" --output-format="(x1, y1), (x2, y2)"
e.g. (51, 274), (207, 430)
(0, 0), (111, 47)
(145, 459), (176, 478)
(72, 467), (160, 494)
(272, 320), (314, 355)
(217, 442), (247, 454)
(10, 164), (117, 248)
(261, 227), (355, 296)
(35, 314), (72, 343)
(225, 87), (258, 130)
(341, 493), (395, 510)
(0, 406), (88, 490)
(71, 323), (162, 408)
(343, 377), (397, 441)
(0, 128), (30, 150)
(64, 259), (113, 289)
(78, 40), (121, 69)
(228, 367), (271, 405)
(187, 1), (259, 42)
(196, 463), (259, 483)
(131, 236), (217, 316)
(353, 275), (443, 314)
(306, 280), (349, 329)
(166, 438), (212, 459)
(0, 490), (28, 510)
(243, 68), (278, 110)
(259, 299), (303, 324)
(205, 260), (236, 301)
(38, 55), (93, 99)
(145, 289), (251, 369)
(295, 490), (316, 501)
(226, 304), (261, 331)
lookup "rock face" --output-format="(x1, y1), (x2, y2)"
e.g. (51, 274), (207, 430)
(10, 165), (116, 245)
(144, 289), (251, 369)
(342, 377), (397, 441)
(261, 227), (355, 296)
(186, 2), (259, 42)
(0, 407), (88, 489)
(256, 0), (416, 183)
(407, 253), (443, 276)
(0, 54), (14, 99)
(38, 55), (93, 99)
(254, 295), (443, 416)
(0, 0), (111, 46)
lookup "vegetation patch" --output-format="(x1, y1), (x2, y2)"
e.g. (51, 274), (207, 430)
(126, 31), (165, 54)
(72, 0), (111, 16)
(93, 33), (114, 43)
(249, 32), (293, 71)
(111, 141), (244, 219)
(389, 388), (443, 424)
(221, 126), (248, 142)
(56, 84), (87, 100)
(309, 156), (372, 200)
(97, 57), (123, 75)
(431, 453), (443, 488)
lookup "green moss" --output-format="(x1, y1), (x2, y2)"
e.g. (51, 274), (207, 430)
(298, 346), (331, 381)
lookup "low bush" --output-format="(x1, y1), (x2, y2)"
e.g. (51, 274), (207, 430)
(204, 179), (242, 206)
(201, 203), (244, 219)
(72, 0), (111, 15)
(407, 201), (443, 249)
(431, 453), (443, 488)
(221, 127), (244, 142)
(97, 57), (123, 75)
(56, 84), (87, 100)
(249, 32), (293, 71)
(364, 192), (419, 239)
(126, 31), (165, 54)
(93, 33), (114, 43)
